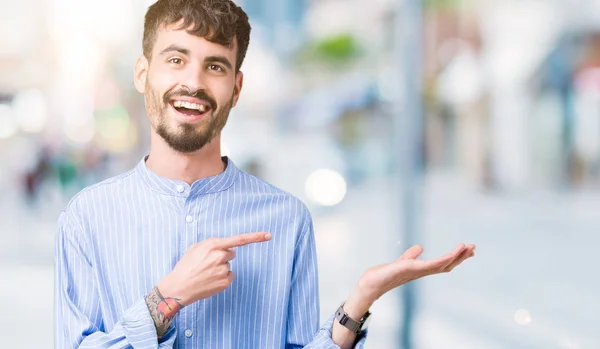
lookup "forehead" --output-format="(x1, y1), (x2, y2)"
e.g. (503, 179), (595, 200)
(153, 21), (238, 58)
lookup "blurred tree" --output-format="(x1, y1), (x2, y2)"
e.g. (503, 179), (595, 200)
(312, 34), (361, 62)
(424, 0), (473, 9)
(294, 33), (363, 70)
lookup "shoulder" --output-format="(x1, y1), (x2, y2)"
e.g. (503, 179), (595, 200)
(60, 168), (137, 221)
(235, 170), (313, 221)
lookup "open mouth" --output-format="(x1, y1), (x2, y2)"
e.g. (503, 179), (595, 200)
(170, 100), (212, 119)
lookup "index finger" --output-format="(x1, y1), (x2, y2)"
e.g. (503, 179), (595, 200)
(217, 232), (272, 249)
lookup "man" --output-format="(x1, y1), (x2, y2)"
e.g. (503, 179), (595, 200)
(54, 0), (476, 348)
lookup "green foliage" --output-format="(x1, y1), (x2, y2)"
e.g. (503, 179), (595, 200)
(424, 0), (466, 9)
(313, 34), (361, 61)
(298, 33), (362, 66)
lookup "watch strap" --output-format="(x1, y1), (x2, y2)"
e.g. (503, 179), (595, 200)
(334, 302), (371, 334)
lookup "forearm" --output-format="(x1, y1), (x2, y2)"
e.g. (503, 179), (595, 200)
(145, 286), (184, 339)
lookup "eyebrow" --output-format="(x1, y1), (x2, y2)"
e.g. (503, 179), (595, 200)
(159, 44), (190, 56)
(205, 55), (233, 71)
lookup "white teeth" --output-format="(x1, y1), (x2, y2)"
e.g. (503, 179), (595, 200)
(173, 100), (209, 112)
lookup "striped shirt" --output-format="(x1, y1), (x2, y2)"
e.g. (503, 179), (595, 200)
(54, 156), (367, 348)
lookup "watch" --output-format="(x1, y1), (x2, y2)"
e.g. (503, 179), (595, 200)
(334, 302), (371, 334)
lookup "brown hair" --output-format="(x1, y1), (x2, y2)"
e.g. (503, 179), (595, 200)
(143, 0), (251, 72)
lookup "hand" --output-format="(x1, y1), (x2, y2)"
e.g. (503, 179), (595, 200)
(158, 232), (272, 306)
(332, 243), (475, 348)
(355, 243), (476, 305)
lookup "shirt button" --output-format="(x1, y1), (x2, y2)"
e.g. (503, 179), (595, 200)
(186, 215), (194, 223)
(176, 185), (185, 193)
(184, 329), (193, 337)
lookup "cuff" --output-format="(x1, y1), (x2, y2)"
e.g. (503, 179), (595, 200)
(121, 298), (177, 348)
(306, 313), (368, 349)
(319, 313), (368, 349)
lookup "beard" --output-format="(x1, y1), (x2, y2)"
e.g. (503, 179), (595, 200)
(145, 82), (233, 153)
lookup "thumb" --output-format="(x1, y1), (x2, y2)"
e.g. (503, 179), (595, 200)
(396, 245), (424, 262)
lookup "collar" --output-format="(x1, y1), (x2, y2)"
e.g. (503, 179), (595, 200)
(136, 155), (239, 197)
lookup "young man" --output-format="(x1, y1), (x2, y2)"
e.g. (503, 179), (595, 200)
(54, 0), (476, 348)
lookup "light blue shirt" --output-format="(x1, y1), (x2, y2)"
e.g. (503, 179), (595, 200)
(54, 156), (367, 348)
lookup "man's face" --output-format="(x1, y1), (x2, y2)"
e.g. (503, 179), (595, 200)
(135, 21), (243, 153)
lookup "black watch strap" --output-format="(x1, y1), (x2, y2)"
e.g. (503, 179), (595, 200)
(334, 302), (371, 334)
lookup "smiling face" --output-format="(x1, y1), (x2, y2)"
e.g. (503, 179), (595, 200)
(134, 21), (244, 154)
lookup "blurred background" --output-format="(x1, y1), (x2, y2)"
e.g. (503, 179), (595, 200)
(1, 0), (600, 347)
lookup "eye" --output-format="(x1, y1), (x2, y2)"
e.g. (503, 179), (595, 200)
(208, 64), (224, 72)
(168, 58), (184, 65)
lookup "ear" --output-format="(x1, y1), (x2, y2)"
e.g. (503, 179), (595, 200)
(133, 55), (149, 94)
(231, 71), (244, 107)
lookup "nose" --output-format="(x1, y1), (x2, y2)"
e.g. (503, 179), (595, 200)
(179, 62), (207, 93)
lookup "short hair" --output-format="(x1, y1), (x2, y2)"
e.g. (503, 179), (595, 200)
(143, 0), (251, 72)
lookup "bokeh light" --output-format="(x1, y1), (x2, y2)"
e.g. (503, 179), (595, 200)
(514, 308), (532, 325)
(0, 104), (18, 139)
(305, 169), (347, 206)
(13, 89), (48, 133)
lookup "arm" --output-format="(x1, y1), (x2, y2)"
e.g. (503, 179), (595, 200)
(331, 244), (477, 349)
(288, 211), (476, 349)
(54, 209), (176, 348)
(284, 211), (368, 349)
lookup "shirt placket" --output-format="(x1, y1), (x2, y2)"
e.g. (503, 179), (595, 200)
(180, 189), (199, 347)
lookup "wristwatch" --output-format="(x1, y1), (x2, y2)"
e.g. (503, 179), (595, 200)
(334, 302), (371, 334)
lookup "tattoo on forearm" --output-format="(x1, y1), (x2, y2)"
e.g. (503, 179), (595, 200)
(145, 286), (184, 338)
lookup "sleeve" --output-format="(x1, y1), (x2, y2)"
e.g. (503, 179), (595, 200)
(54, 208), (177, 349)
(302, 315), (367, 349)
(285, 209), (368, 349)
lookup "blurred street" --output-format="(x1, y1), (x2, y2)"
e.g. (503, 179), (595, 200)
(3, 0), (600, 347)
(3, 170), (598, 348)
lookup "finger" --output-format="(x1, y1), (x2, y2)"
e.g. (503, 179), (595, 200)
(443, 247), (474, 272)
(423, 244), (466, 270)
(458, 244), (476, 259)
(438, 244), (468, 270)
(423, 244), (467, 274)
(211, 248), (236, 263)
(218, 263), (230, 277)
(217, 232), (272, 249)
(396, 245), (424, 262)
(224, 248), (236, 262)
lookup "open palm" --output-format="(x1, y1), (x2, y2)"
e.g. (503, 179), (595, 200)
(358, 244), (476, 301)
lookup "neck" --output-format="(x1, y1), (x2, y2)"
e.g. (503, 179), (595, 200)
(146, 131), (225, 185)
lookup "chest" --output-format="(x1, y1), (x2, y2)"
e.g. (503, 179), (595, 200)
(87, 195), (298, 313)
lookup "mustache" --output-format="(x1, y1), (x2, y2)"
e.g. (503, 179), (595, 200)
(164, 88), (217, 110)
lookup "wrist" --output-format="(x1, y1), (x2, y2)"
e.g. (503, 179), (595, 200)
(145, 285), (184, 336)
(343, 286), (374, 320)
(158, 275), (190, 306)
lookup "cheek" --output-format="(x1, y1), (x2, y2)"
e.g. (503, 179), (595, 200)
(148, 68), (179, 98)
(213, 82), (236, 105)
